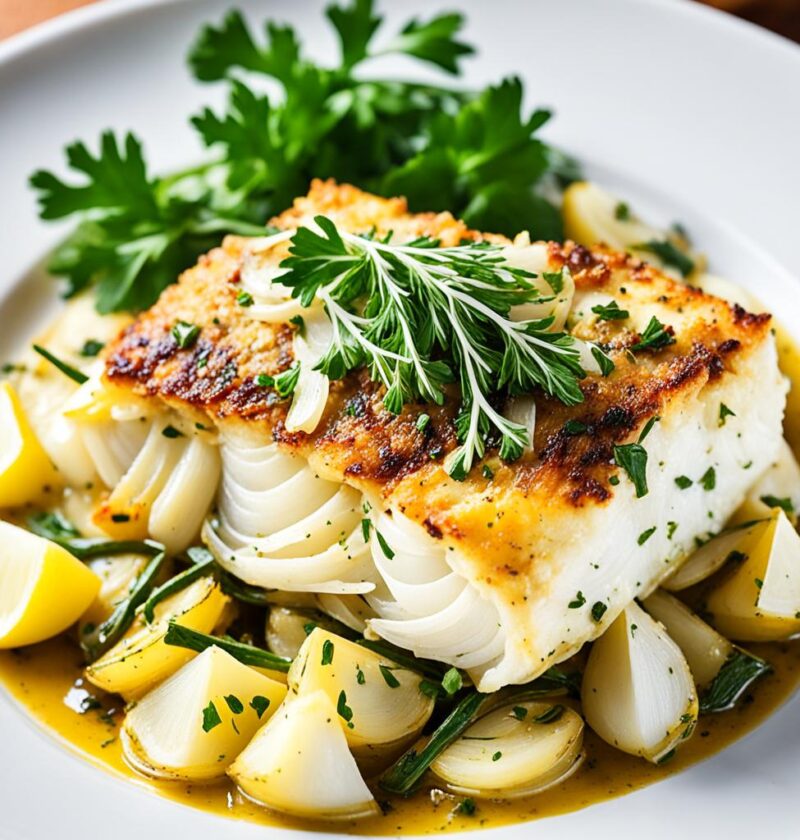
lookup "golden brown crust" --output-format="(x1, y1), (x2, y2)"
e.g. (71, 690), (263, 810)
(104, 180), (771, 515)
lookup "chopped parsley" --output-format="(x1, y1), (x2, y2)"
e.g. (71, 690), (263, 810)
(592, 346), (616, 376)
(161, 425), (183, 438)
(273, 363), (301, 398)
(172, 320), (200, 349)
(700, 467), (716, 491)
(492, 751), (502, 761)
(202, 701), (222, 732)
(719, 403), (736, 426)
(337, 690), (354, 728)
(256, 373), (274, 388)
(564, 419), (588, 435)
(379, 664), (401, 688)
(613, 442), (649, 498)
(249, 695), (271, 719)
(361, 518), (371, 542)
(614, 202), (631, 221)
(591, 601), (608, 622)
(638, 526), (657, 545)
(675, 475), (693, 489)
(542, 269), (564, 294)
(591, 300), (629, 321)
(442, 667), (463, 696)
(79, 339), (105, 357)
(356, 667), (366, 685)
(482, 464), (494, 480)
(568, 591), (586, 609)
(236, 290), (254, 307)
(455, 798), (476, 816)
(224, 694), (244, 714)
(633, 316), (676, 352)
(511, 705), (528, 721)
(667, 521), (678, 540)
(416, 413), (430, 432)
(321, 639), (335, 666)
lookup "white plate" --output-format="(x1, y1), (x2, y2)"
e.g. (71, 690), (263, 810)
(0, 1), (799, 838)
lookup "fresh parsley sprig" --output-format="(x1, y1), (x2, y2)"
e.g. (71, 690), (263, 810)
(30, 1), (575, 313)
(279, 216), (600, 476)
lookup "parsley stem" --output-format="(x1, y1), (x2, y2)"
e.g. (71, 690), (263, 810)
(163, 622), (291, 673)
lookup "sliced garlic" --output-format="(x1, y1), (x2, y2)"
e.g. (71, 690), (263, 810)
(431, 700), (583, 799)
(582, 601), (697, 763)
(122, 646), (286, 780)
(228, 690), (379, 820)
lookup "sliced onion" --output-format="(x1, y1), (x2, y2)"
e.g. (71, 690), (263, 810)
(148, 435), (221, 554)
(705, 509), (800, 641)
(430, 700), (584, 799)
(285, 309), (333, 434)
(85, 576), (229, 698)
(81, 553), (150, 627)
(228, 690), (379, 820)
(80, 419), (149, 488)
(316, 594), (375, 633)
(502, 395), (536, 455)
(365, 509), (505, 678)
(265, 606), (345, 659)
(122, 646), (287, 781)
(582, 601), (698, 763)
(503, 244), (575, 331)
(642, 589), (770, 713)
(288, 628), (434, 769)
(208, 434), (374, 593)
(663, 519), (765, 592)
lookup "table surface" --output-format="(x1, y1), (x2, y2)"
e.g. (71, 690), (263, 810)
(1, 0), (799, 42)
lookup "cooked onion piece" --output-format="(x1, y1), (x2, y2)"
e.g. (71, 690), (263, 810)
(0, 522), (100, 648)
(0, 382), (60, 507)
(430, 700), (583, 799)
(81, 553), (151, 627)
(503, 240), (575, 331)
(663, 520), (765, 592)
(642, 589), (770, 713)
(705, 509), (800, 641)
(289, 629), (434, 766)
(205, 430), (373, 593)
(562, 181), (699, 278)
(315, 593), (375, 633)
(265, 606), (345, 659)
(582, 601), (698, 763)
(284, 308), (332, 434)
(85, 576), (228, 698)
(91, 422), (220, 553)
(122, 646), (286, 781)
(366, 508), (505, 680)
(735, 438), (800, 525)
(228, 690), (379, 820)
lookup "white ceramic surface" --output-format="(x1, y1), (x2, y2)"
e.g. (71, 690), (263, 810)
(0, 1), (798, 838)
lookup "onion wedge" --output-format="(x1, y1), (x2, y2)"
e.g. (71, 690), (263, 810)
(704, 509), (800, 641)
(228, 690), (379, 820)
(122, 646), (286, 781)
(289, 628), (434, 768)
(85, 576), (228, 698)
(582, 601), (698, 763)
(430, 700), (584, 799)
(642, 589), (770, 713)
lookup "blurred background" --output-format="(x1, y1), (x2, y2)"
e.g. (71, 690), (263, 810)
(1, 0), (799, 42)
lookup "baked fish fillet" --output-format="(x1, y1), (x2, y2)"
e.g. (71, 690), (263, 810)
(100, 179), (786, 691)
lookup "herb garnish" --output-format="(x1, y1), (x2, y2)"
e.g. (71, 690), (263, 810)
(760, 495), (794, 515)
(280, 216), (604, 476)
(633, 316), (676, 352)
(591, 300), (629, 321)
(202, 701), (222, 732)
(719, 403), (736, 426)
(32, 344), (88, 385)
(249, 696), (271, 719)
(337, 690), (355, 728)
(31, 2), (573, 313)
(379, 664), (401, 688)
(635, 240), (695, 277)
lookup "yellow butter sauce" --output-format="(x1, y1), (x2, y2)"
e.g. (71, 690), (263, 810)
(1, 635), (799, 834)
(1, 314), (799, 835)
